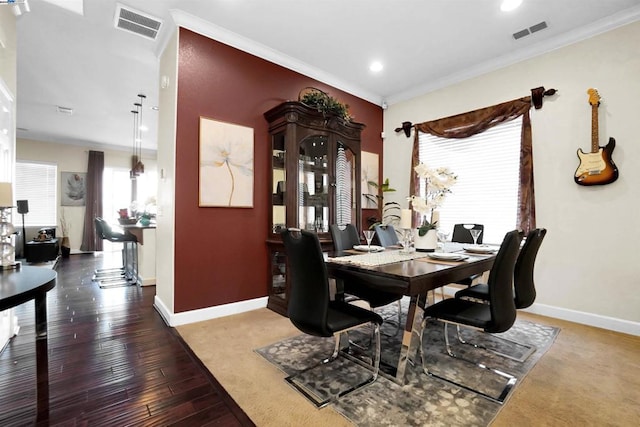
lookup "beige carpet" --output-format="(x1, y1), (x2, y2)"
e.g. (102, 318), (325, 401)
(177, 308), (351, 426)
(177, 308), (640, 427)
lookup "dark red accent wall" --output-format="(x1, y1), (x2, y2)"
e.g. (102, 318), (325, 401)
(174, 28), (383, 313)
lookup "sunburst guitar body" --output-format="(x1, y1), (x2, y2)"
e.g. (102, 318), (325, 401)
(575, 88), (619, 186)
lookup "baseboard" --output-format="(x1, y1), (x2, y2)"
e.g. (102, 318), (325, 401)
(154, 295), (269, 327)
(522, 303), (640, 336)
(441, 286), (640, 336)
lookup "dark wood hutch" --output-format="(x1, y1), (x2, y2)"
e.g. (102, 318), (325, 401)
(264, 101), (365, 316)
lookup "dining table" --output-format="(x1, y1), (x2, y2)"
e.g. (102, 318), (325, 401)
(326, 243), (498, 385)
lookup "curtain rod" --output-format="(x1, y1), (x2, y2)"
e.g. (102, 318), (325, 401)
(395, 86), (558, 138)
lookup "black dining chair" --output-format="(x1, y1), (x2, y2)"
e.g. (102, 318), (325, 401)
(418, 229), (521, 403)
(373, 224), (400, 247)
(329, 224), (404, 333)
(454, 228), (547, 361)
(450, 223), (486, 288)
(328, 223), (361, 254)
(281, 228), (383, 408)
(452, 223), (484, 244)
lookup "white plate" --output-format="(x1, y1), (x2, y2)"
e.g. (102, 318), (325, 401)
(427, 252), (468, 261)
(463, 244), (497, 254)
(353, 245), (385, 252)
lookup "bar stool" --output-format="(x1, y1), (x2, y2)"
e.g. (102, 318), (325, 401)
(93, 217), (138, 288)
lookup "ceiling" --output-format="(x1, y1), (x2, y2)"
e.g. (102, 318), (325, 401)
(14, 0), (640, 153)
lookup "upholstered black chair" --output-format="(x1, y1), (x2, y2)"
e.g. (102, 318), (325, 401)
(329, 223), (360, 254)
(281, 228), (382, 407)
(373, 224), (400, 247)
(329, 224), (403, 332)
(418, 229), (521, 403)
(93, 217), (138, 288)
(452, 223), (484, 244)
(450, 223), (486, 287)
(454, 228), (547, 361)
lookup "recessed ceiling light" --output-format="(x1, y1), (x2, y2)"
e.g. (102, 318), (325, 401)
(501, 0), (522, 12)
(369, 61), (383, 73)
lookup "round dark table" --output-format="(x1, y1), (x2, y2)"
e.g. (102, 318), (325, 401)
(0, 265), (56, 420)
(1, 265), (57, 338)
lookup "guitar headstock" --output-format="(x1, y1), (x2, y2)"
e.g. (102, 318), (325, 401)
(587, 88), (601, 107)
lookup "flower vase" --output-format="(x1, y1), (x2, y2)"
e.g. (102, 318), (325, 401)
(414, 229), (438, 252)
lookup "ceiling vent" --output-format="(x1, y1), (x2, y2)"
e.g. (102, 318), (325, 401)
(114, 3), (163, 41)
(56, 106), (73, 115)
(513, 21), (548, 40)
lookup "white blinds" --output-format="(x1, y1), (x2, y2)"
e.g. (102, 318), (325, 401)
(15, 161), (57, 227)
(418, 118), (522, 244)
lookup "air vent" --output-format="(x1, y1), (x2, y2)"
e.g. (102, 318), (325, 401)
(513, 21), (548, 40)
(114, 3), (162, 41)
(56, 106), (73, 115)
(529, 21), (548, 34)
(513, 29), (530, 40)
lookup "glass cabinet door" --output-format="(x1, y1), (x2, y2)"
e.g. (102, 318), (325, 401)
(335, 141), (357, 227)
(272, 132), (286, 233)
(298, 135), (329, 232)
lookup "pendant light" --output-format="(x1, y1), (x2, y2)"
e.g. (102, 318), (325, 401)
(130, 94), (146, 178)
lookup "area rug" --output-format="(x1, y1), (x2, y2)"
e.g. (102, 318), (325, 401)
(256, 304), (559, 427)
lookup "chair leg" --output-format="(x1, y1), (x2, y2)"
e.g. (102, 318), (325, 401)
(285, 323), (381, 408)
(418, 318), (517, 404)
(455, 325), (536, 363)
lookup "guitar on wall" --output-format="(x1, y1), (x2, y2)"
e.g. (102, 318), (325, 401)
(574, 88), (619, 186)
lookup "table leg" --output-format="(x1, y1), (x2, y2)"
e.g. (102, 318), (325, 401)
(395, 292), (428, 384)
(34, 293), (49, 420)
(35, 337), (49, 421)
(35, 294), (47, 339)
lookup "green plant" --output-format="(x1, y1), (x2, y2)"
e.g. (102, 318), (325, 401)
(364, 178), (401, 229)
(299, 88), (352, 121)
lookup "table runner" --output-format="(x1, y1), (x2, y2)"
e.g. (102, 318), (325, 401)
(327, 249), (429, 267)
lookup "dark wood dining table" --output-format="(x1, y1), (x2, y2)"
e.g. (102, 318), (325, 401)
(326, 247), (496, 385)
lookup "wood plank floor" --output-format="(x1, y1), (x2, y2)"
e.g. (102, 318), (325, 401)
(0, 253), (255, 426)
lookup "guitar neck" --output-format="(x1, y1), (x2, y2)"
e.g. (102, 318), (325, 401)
(591, 104), (599, 153)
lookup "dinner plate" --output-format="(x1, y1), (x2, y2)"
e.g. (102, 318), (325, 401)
(353, 245), (385, 252)
(463, 244), (497, 254)
(427, 252), (468, 261)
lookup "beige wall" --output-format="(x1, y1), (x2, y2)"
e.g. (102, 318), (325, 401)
(155, 28), (178, 316)
(0, 9), (16, 94)
(383, 21), (640, 331)
(17, 138), (157, 251)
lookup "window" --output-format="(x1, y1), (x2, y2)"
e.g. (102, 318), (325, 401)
(15, 161), (57, 227)
(102, 167), (157, 223)
(418, 118), (522, 244)
(103, 167), (132, 223)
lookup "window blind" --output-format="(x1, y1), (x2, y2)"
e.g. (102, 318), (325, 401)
(418, 117), (522, 244)
(15, 161), (57, 227)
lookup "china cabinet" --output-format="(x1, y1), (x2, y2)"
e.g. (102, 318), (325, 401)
(264, 101), (364, 315)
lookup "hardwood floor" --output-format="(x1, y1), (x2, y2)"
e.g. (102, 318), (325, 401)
(0, 253), (255, 426)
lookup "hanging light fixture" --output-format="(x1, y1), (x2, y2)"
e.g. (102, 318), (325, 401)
(130, 94), (145, 179)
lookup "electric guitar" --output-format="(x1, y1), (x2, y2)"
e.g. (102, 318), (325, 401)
(574, 88), (619, 186)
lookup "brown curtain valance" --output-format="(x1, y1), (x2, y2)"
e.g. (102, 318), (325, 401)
(411, 96), (536, 233)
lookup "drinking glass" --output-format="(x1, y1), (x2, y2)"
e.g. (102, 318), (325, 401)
(363, 230), (375, 252)
(436, 230), (449, 252)
(469, 229), (482, 245)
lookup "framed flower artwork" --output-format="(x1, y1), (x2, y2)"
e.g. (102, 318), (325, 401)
(61, 172), (87, 206)
(199, 117), (254, 207)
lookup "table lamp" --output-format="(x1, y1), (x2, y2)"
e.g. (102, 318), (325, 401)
(0, 182), (19, 269)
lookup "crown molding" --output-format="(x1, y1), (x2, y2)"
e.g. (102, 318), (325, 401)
(386, 4), (640, 105)
(169, 9), (382, 106)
